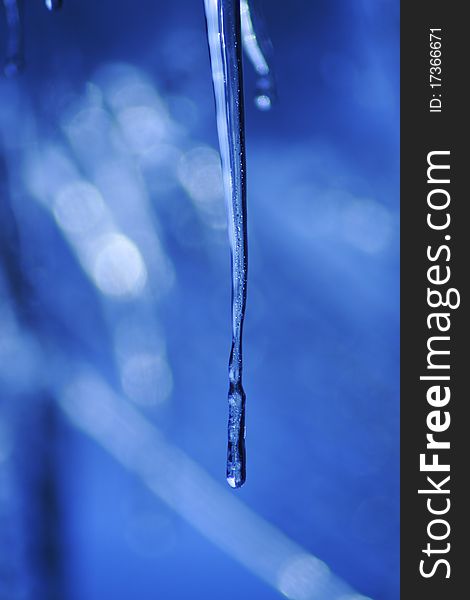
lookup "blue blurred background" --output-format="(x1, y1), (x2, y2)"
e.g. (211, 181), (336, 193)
(0, 1), (399, 599)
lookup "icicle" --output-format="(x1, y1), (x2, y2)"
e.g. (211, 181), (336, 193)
(240, 0), (276, 110)
(2, 0), (62, 76)
(2, 0), (23, 77)
(204, 0), (248, 488)
(45, 0), (62, 11)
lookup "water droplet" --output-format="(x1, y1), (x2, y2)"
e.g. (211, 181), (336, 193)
(255, 93), (272, 111)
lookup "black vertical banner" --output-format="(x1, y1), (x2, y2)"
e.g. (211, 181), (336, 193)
(401, 3), (468, 599)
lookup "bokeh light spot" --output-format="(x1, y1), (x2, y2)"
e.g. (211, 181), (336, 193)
(91, 233), (147, 297)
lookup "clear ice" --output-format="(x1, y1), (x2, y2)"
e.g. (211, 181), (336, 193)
(2, 0), (23, 76)
(45, 0), (63, 11)
(204, 0), (273, 488)
(2, 0), (271, 489)
(240, 0), (276, 110)
(2, 0), (61, 75)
